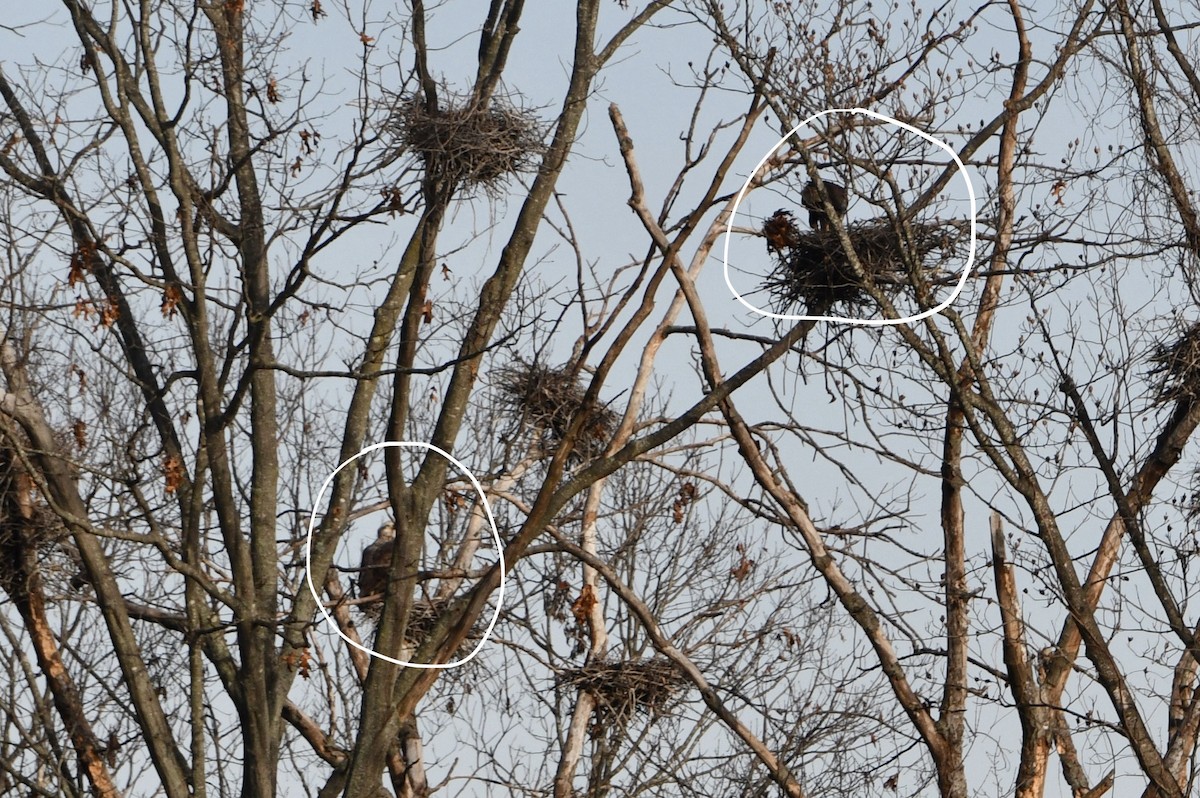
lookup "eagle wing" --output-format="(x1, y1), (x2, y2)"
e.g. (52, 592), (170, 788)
(800, 181), (849, 229)
(358, 538), (393, 600)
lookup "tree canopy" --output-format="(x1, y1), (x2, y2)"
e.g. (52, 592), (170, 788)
(2, 1), (1200, 797)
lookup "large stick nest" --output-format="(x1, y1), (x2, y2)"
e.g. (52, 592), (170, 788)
(1150, 322), (1200, 403)
(361, 596), (485, 649)
(558, 658), (684, 727)
(0, 446), (74, 596)
(404, 597), (485, 645)
(760, 210), (953, 315)
(390, 91), (545, 191)
(497, 362), (618, 459)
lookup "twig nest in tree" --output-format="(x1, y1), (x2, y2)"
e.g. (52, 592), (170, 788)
(760, 215), (957, 316)
(496, 362), (618, 459)
(1150, 322), (1200, 403)
(359, 596), (484, 651)
(404, 597), (485, 647)
(390, 90), (545, 193)
(558, 658), (684, 729)
(0, 443), (81, 598)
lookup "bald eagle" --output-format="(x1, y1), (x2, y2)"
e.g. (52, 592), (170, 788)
(800, 179), (849, 230)
(358, 521), (395, 603)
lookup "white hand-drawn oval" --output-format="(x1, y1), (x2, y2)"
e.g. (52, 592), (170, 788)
(305, 440), (505, 669)
(723, 107), (977, 325)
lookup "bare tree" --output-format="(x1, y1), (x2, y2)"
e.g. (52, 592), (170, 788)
(6, 0), (1200, 796)
(0, 1), (851, 796)
(683, 0), (1200, 796)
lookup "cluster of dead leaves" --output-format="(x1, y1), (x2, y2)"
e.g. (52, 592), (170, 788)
(298, 127), (320, 155)
(99, 301), (119, 328)
(671, 481), (696, 524)
(68, 241), (96, 286)
(761, 208), (801, 255)
(163, 455), (184, 495)
(568, 583), (597, 656)
(1051, 179), (1067, 206)
(779, 627), (801, 649)
(442, 488), (467, 515)
(570, 584), (596, 627)
(69, 364), (88, 392)
(380, 185), (406, 216)
(72, 419), (87, 450)
(281, 648), (312, 679)
(161, 284), (184, 318)
(72, 297), (120, 330)
(730, 542), (755, 583)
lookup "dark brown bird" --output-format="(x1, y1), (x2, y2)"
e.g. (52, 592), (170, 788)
(800, 179), (849, 230)
(762, 209), (801, 255)
(358, 521), (395, 602)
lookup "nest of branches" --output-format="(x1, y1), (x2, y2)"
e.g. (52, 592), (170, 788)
(558, 658), (684, 727)
(0, 450), (74, 596)
(361, 596), (485, 647)
(497, 362), (618, 459)
(391, 91), (544, 191)
(1150, 322), (1200, 403)
(0, 516), (31, 593)
(760, 211), (950, 315)
(405, 598), (486, 646)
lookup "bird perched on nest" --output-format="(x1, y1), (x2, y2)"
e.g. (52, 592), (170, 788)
(358, 521), (395, 605)
(800, 178), (849, 230)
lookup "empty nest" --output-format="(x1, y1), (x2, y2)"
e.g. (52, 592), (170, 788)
(558, 658), (684, 726)
(760, 211), (953, 315)
(497, 362), (618, 459)
(0, 445), (78, 596)
(1150, 322), (1200, 403)
(390, 91), (544, 191)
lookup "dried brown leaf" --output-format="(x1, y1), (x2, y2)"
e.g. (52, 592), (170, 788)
(72, 419), (87, 450)
(161, 284), (183, 318)
(69, 241), (95, 287)
(730, 557), (754, 583)
(571, 584), (597, 627)
(99, 300), (120, 329)
(164, 455), (184, 494)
